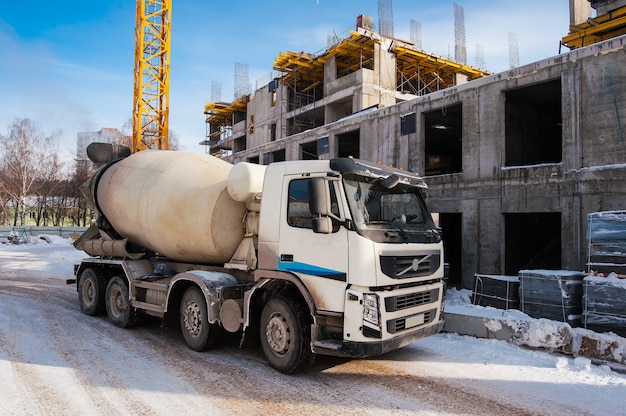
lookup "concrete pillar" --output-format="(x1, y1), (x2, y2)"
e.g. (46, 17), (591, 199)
(454, 73), (469, 86)
(324, 55), (337, 91)
(323, 56), (337, 123)
(374, 39), (397, 107)
(569, 0), (592, 26)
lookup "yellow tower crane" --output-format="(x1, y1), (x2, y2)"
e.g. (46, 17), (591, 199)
(132, 0), (172, 152)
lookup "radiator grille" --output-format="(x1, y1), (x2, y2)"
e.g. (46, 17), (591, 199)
(380, 254), (440, 279)
(385, 289), (439, 312)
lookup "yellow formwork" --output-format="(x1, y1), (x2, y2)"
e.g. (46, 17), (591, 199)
(562, 5), (626, 49)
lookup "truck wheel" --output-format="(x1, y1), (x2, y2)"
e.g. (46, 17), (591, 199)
(260, 295), (315, 374)
(78, 268), (107, 316)
(180, 286), (221, 351)
(106, 276), (142, 328)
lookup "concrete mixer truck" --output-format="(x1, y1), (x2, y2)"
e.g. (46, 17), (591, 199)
(73, 142), (445, 374)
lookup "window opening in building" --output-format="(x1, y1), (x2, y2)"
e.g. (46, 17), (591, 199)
(424, 104), (462, 175)
(269, 79), (278, 107)
(233, 137), (246, 153)
(272, 148), (286, 163)
(439, 212), (462, 288)
(505, 212), (561, 275)
(233, 111), (245, 124)
(271, 123), (277, 142)
(287, 84), (322, 112)
(301, 141), (318, 160)
(505, 79), (562, 166)
(327, 98), (353, 123)
(248, 156), (260, 164)
(286, 109), (321, 136)
(337, 130), (360, 158)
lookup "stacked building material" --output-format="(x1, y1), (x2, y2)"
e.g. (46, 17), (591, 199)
(583, 274), (626, 335)
(584, 211), (626, 334)
(472, 274), (520, 310)
(587, 210), (626, 276)
(518, 270), (585, 327)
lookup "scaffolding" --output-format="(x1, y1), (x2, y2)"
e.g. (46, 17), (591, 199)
(203, 20), (490, 153)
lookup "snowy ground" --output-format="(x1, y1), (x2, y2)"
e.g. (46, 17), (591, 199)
(1, 237), (626, 415)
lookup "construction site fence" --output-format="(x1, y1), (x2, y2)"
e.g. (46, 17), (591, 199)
(0, 226), (87, 240)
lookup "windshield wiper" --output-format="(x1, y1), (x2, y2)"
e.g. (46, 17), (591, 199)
(387, 220), (409, 240)
(419, 228), (441, 242)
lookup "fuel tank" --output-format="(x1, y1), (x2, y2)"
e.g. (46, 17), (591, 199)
(91, 150), (249, 264)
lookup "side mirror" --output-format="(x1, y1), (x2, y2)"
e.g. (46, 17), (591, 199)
(308, 177), (329, 216)
(312, 217), (333, 234)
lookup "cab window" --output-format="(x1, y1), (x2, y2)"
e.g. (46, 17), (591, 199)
(287, 178), (339, 229)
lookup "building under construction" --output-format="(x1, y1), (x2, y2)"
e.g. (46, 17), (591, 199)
(204, 1), (626, 289)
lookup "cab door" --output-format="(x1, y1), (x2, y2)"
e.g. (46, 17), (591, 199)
(277, 175), (349, 312)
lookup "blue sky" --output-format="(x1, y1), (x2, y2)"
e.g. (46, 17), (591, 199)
(0, 1), (572, 160)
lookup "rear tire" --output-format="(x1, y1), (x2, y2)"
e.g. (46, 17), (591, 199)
(106, 276), (143, 328)
(260, 295), (315, 374)
(180, 286), (221, 351)
(78, 268), (107, 316)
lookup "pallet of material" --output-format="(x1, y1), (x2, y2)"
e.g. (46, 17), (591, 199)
(587, 210), (626, 275)
(519, 269), (585, 327)
(583, 273), (626, 336)
(472, 274), (520, 310)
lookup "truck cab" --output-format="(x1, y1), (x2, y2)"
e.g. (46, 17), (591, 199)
(252, 158), (444, 370)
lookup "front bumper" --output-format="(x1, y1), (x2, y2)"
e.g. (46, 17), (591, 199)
(311, 318), (444, 358)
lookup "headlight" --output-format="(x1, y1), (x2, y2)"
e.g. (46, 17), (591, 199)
(363, 293), (380, 326)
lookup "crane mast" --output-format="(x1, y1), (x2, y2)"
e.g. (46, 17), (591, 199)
(132, 0), (171, 152)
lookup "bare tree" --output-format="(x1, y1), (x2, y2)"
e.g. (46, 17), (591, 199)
(0, 118), (61, 226)
(168, 129), (181, 151)
(67, 159), (92, 226)
(32, 150), (67, 226)
(0, 177), (9, 225)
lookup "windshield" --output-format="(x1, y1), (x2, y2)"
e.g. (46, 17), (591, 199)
(342, 173), (440, 243)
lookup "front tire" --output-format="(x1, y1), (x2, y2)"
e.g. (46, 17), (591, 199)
(106, 276), (142, 328)
(260, 295), (315, 374)
(180, 286), (221, 351)
(78, 268), (107, 316)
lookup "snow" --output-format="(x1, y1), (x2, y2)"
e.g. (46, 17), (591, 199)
(2, 237), (626, 415)
(0, 234), (84, 276)
(586, 273), (626, 288)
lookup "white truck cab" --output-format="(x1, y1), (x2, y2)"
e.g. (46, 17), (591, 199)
(254, 158), (444, 364)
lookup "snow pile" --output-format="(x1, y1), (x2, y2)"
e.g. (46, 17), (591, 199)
(0, 235), (84, 276)
(445, 287), (626, 367)
(510, 318), (572, 349)
(446, 288), (531, 321)
(571, 327), (626, 365)
(446, 301), (572, 349)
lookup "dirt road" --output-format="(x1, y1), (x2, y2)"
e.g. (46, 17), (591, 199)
(0, 243), (616, 415)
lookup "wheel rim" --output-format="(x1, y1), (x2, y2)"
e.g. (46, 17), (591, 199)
(265, 312), (290, 356)
(183, 301), (202, 337)
(110, 286), (123, 318)
(84, 279), (94, 303)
